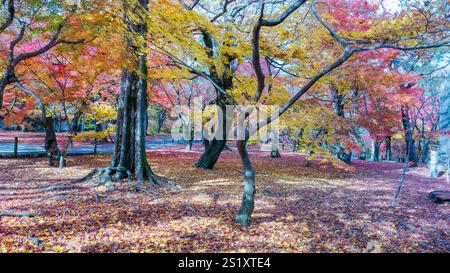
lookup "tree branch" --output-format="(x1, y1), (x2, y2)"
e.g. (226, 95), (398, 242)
(252, 0), (307, 102)
(14, 23), (86, 65)
(0, 0), (14, 33)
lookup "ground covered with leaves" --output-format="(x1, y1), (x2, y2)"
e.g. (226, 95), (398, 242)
(0, 146), (449, 253)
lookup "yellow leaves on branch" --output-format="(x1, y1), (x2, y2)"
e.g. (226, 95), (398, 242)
(84, 103), (117, 125)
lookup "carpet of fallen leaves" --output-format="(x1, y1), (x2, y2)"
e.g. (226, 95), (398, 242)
(0, 145), (449, 253)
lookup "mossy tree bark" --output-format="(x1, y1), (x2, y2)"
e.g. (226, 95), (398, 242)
(102, 0), (156, 185)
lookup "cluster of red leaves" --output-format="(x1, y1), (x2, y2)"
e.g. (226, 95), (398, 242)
(0, 146), (448, 253)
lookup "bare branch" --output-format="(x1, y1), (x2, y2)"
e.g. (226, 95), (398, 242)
(311, 6), (349, 49)
(252, 0), (307, 102)
(261, 0), (307, 27)
(14, 24), (86, 65)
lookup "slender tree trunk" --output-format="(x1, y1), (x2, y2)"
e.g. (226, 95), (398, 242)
(422, 141), (430, 164)
(70, 112), (82, 135)
(402, 107), (418, 167)
(58, 112), (63, 132)
(385, 136), (392, 161)
(270, 131), (281, 158)
(0, 70), (12, 109)
(235, 138), (256, 227)
(372, 141), (381, 162)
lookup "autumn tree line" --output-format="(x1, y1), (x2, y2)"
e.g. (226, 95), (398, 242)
(0, 0), (449, 226)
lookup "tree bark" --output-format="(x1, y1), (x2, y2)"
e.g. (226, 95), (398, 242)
(102, 0), (156, 185)
(402, 106), (418, 167)
(372, 141), (381, 162)
(195, 98), (229, 169)
(195, 138), (227, 169)
(194, 29), (234, 169)
(70, 111), (82, 135)
(385, 136), (392, 161)
(235, 138), (256, 228)
(44, 116), (60, 167)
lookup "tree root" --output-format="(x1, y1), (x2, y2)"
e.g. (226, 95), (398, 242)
(73, 167), (132, 184)
(151, 175), (183, 190)
(0, 212), (41, 218)
(47, 185), (82, 191)
(72, 166), (182, 193)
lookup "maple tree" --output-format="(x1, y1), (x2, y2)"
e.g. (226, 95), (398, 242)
(0, 0), (109, 109)
(0, 0), (449, 233)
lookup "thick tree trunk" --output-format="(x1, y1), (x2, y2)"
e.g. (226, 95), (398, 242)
(271, 148), (281, 158)
(102, 0), (156, 185)
(194, 29), (234, 169)
(195, 99), (229, 169)
(203, 137), (210, 150)
(332, 88), (352, 163)
(406, 139), (418, 166)
(235, 138), (256, 228)
(104, 66), (155, 184)
(44, 116), (60, 167)
(195, 139), (227, 169)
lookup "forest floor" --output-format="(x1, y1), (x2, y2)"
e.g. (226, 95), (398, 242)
(0, 145), (449, 253)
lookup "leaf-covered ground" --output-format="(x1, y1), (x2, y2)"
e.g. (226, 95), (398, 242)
(0, 146), (449, 253)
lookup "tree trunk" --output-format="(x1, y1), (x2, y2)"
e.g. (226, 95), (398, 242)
(0, 71), (11, 109)
(402, 107), (418, 167)
(195, 98), (229, 169)
(70, 112), (82, 135)
(195, 139), (227, 169)
(385, 136), (392, 161)
(338, 150), (352, 164)
(194, 28), (234, 169)
(438, 81), (449, 173)
(102, 0), (156, 185)
(235, 138), (256, 228)
(58, 112), (63, 132)
(332, 87), (352, 163)
(104, 65), (155, 184)
(203, 137), (210, 150)
(271, 148), (281, 158)
(44, 116), (60, 167)
(372, 141), (381, 162)
(270, 131), (281, 158)
(422, 141), (430, 164)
